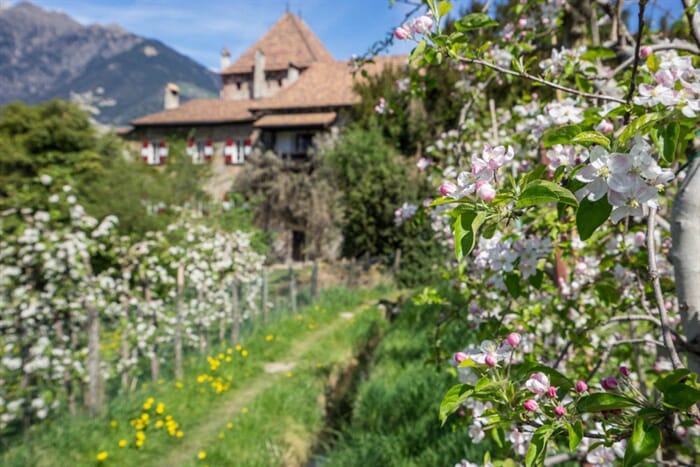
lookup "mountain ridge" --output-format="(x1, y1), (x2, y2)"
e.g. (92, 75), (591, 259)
(0, 1), (220, 126)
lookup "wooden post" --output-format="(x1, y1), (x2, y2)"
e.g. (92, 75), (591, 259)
(145, 286), (160, 383)
(392, 248), (402, 279)
(261, 269), (269, 326)
(197, 287), (207, 354)
(86, 301), (103, 414)
(174, 265), (184, 381)
(289, 265), (297, 314)
(311, 260), (319, 300)
(120, 296), (131, 389)
(230, 280), (240, 345)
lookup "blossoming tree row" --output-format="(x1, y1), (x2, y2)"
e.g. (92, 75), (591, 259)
(389, 0), (700, 465)
(0, 181), (264, 434)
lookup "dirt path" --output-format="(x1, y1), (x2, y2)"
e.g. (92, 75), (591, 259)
(160, 305), (367, 466)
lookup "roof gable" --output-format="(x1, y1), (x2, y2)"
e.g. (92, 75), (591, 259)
(223, 13), (334, 74)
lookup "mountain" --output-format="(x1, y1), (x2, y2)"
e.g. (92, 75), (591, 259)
(0, 2), (220, 126)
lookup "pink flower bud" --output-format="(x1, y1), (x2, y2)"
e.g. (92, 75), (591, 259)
(454, 352), (468, 363)
(575, 380), (588, 393)
(394, 25), (412, 40)
(485, 353), (497, 367)
(523, 399), (539, 412)
(410, 15), (434, 35)
(554, 405), (566, 417)
(601, 376), (619, 391)
(506, 332), (522, 348)
(619, 366), (630, 377)
(640, 46), (653, 59)
(439, 181), (457, 196)
(547, 386), (558, 398)
(518, 17), (527, 28)
(476, 181), (496, 202)
(595, 119), (614, 134)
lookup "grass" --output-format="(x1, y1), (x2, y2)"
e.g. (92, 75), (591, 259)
(0, 285), (394, 467)
(316, 293), (487, 467)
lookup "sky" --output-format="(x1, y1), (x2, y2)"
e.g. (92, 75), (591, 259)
(9, 0), (688, 71)
(17, 0), (426, 70)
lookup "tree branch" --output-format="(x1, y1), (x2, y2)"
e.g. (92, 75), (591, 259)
(456, 57), (626, 104)
(648, 206), (685, 369)
(624, 0), (647, 124)
(681, 0), (700, 50)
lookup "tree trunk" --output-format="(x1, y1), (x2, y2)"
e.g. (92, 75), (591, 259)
(671, 158), (700, 374)
(120, 298), (130, 389)
(231, 281), (240, 345)
(175, 265), (184, 381)
(197, 287), (207, 354)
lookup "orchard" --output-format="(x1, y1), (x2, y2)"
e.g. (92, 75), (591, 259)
(385, 0), (700, 465)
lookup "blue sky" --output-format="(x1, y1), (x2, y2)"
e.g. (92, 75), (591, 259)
(19, 0), (425, 70)
(12, 0), (688, 70)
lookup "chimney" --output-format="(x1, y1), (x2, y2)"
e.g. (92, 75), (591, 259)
(220, 47), (231, 71)
(253, 49), (266, 99)
(164, 82), (180, 110)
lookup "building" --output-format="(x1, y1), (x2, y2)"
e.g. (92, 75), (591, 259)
(127, 12), (406, 199)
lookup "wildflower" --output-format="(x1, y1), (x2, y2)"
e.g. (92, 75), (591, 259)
(96, 451), (108, 461)
(235, 344), (242, 351)
(547, 386), (558, 398)
(394, 24), (412, 40)
(575, 380), (588, 392)
(554, 405), (566, 417)
(176, 431), (184, 438)
(265, 335), (274, 341)
(523, 399), (539, 412)
(227, 422), (234, 429)
(110, 420), (118, 428)
(619, 366), (630, 377)
(241, 350), (249, 357)
(198, 451), (207, 460)
(118, 439), (127, 448)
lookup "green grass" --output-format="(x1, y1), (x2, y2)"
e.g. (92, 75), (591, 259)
(316, 295), (487, 467)
(0, 285), (393, 467)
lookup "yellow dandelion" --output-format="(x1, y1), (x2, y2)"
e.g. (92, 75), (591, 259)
(226, 422), (234, 429)
(110, 420), (118, 428)
(135, 439), (144, 448)
(226, 348), (233, 354)
(156, 403), (165, 414)
(241, 350), (248, 357)
(96, 451), (108, 461)
(198, 451), (207, 460)
(225, 356), (232, 362)
(285, 371), (293, 378)
(218, 431), (225, 439)
(265, 334), (273, 341)
(235, 344), (242, 351)
(118, 439), (127, 448)
(155, 420), (164, 428)
(218, 353), (225, 359)
(175, 381), (183, 389)
(241, 407), (248, 414)
(176, 430), (184, 438)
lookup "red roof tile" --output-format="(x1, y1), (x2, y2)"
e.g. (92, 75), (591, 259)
(131, 99), (254, 126)
(222, 13), (334, 74)
(253, 112), (337, 128)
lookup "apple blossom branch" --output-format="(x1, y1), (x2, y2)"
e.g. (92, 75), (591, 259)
(680, 0), (700, 50)
(624, 0), (647, 123)
(455, 56), (627, 105)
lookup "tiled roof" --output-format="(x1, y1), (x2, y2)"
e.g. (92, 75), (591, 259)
(131, 99), (254, 126)
(253, 112), (337, 128)
(222, 13), (334, 74)
(249, 56), (408, 110)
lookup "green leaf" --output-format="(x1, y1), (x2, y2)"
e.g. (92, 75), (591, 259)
(504, 272), (521, 298)
(439, 384), (473, 424)
(623, 417), (661, 467)
(663, 383), (700, 409)
(646, 53), (660, 73)
(453, 210), (486, 260)
(516, 180), (578, 208)
(581, 46), (617, 61)
(619, 113), (663, 146)
(576, 393), (639, 413)
(520, 164), (548, 188)
(654, 369), (691, 393)
(410, 40), (427, 63)
(525, 425), (552, 467)
(527, 269), (544, 289)
(658, 122), (681, 163)
(455, 13), (498, 31)
(437, 0), (452, 18)
(567, 420), (584, 452)
(571, 131), (611, 149)
(541, 124), (583, 148)
(576, 195), (612, 240)
(575, 74), (592, 93)
(595, 278), (620, 304)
